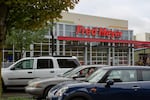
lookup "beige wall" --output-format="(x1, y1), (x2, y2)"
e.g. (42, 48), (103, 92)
(60, 12), (128, 30)
(136, 33), (150, 41)
(145, 33), (150, 41)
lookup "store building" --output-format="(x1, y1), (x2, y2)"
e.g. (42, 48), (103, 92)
(134, 33), (150, 66)
(3, 12), (135, 66)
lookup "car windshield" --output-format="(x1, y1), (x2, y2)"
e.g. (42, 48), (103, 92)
(86, 69), (108, 83)
(61, 67), (83, 77)
(61, 68), (75, 77)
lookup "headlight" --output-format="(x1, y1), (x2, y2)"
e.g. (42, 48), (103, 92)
(55, 86), (68, 96)
(28, 83), (41, 88)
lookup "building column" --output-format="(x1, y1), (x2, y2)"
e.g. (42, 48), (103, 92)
(84, 42), (87, 65)
(112, 43), (115, 66)
(40, 42), (42, 56)
(90, 42), (92, 65)
(108, 43), (111, 66)
(132, 44), (135, 65)
(128, 44), (131, 65)
(63, 41), (65, 55)
(56, 40), (60, 55)
(30, 44), (34, 57)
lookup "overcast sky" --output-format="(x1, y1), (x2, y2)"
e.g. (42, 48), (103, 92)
(70, 0), (150, 35)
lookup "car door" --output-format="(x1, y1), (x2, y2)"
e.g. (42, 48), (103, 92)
(95, 69), (142, 100)
(138, 69), (150, 99)
(6, 59), (35, 86)
(34, 59), (56, 78)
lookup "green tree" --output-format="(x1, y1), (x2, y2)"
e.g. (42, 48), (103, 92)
(0, 0), (79, 96)
(5, 28), (48, 58)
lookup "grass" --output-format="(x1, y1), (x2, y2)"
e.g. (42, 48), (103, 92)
(1, 97), (33, 100)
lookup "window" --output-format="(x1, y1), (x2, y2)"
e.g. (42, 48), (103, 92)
(37, 59), (53, 69)
(57, 59), (80, 68)
(142, 70), (150, 81)
(77, 67), (96, 77)
(106, 70), (137, 82)
(14, 59), (34, 69)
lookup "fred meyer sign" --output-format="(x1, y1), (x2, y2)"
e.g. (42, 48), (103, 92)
(76, 25), (122, 38)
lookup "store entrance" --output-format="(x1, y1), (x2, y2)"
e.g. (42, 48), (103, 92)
(65, 45), (85, 65)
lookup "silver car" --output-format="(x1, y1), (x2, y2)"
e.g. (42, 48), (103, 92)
(25, 65), (107, 99)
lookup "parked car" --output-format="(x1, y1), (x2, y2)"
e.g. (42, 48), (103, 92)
(1, 56), (80, 90)
(46, 66), (150, 100)
(25, 65), (107, 99)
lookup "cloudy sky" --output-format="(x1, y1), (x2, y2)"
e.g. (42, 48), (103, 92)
(70, 0), (150, 35)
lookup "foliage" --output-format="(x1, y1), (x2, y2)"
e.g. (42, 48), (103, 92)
(0, 0), (79, 31)
(0, 0), (79, 97)
(5, 27), (48, 57)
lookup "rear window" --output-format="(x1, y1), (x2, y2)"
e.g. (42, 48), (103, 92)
(142, 70), (150, 81)
(37, 59), (53, 69)
(57, 59), (80, 68)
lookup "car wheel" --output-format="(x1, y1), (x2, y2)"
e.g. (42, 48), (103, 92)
(71, 97), (85, 100)
(43, 86), (53, 99)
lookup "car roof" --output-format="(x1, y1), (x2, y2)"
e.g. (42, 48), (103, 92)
(79, 64), (109, 69)
(101, 66), (150, 70)
(20, 56), (78, 59)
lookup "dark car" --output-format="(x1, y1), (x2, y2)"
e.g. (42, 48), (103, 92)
(25, 65), (106, 99)
(46, 66), (150, 100)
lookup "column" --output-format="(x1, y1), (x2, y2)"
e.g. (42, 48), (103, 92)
(90, 42), (92, 65)
(128, 44), (131, 65)
(30, 44), (34, 57)
(84, 42), (87, 65)
(108, 43), (111, 66)
(132, 44), (135, 65)
(112, 43), (115, 66)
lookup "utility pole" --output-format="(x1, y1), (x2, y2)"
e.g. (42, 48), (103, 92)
(49, 21), (54, 56)
(50, 25), (54, 56)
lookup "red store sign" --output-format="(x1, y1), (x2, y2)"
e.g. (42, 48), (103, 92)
(76, 25), (122, 38)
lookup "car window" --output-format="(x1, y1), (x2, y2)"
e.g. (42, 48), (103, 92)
(76, 67), (95, 77)
(37, 59), (53, 69)
(87, 69), (108, 83)
(57, 59), (80, 68)
(106, 70), (137, 82)
(14, 59), (34, 70)
(142, 70), (150, 81)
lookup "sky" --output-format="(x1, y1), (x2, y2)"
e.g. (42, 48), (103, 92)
(70, 0), (150, 35)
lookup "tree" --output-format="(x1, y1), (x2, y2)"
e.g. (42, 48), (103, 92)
(0, 0), (79, 96)
(5, 28), (48, 58)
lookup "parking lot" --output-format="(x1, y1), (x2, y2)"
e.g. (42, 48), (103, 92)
(2, 88), (32, 99)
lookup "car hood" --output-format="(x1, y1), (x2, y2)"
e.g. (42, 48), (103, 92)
(28, 76), (73, 85)
(50, 80), (91, 93)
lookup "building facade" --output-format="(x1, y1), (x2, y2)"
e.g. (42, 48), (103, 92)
(135, 33), (150, 66)
(136, 32), (150, 41)
(3, 12), (134, 66)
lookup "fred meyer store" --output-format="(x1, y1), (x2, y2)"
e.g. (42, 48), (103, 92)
(3, 12), (135, 66)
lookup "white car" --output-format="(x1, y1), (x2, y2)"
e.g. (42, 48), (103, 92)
(2, 56), (80, 90)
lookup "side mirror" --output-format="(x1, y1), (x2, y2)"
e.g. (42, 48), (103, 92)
(72, 74), (79, 80)
(10, 67), (15, 70)
(105, 79), (114, 88)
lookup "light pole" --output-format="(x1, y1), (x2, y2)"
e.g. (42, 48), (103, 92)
(48, 20), (55, 56)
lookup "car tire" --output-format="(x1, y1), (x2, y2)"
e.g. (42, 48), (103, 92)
(71, 97), (85, 100)
(43, 85), (53, 99)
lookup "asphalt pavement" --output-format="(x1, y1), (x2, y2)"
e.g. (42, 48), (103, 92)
(2, 88), (33, 99)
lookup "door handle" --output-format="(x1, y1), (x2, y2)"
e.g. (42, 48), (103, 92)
(50, 71), (54, 73)
(28, 72), (32, 74)
(132, 86), (141, 91)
